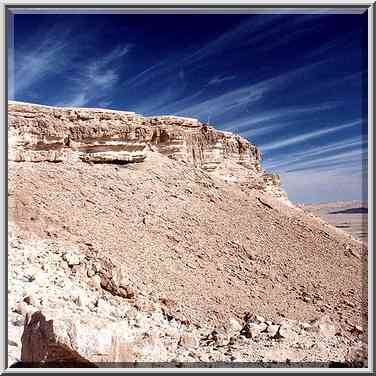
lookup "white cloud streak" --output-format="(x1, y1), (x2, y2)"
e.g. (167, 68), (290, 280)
(58, 44), (132, 107)
(122, 14), (320, 95)
(265, 136), (367, 171)
(208, 75), (237, 85)
(143, 88), (206, 116)
(10, 21), (132, 108)
(283, 149), (367, 173)
(125, 60), (167, 88)
(181, 15), (282, 67)
(173, 59), (332, 121)
(223, 102), (340, 134)
(260, 120), (363, 152)
(12, 28), (73, 98)
(176, 84), (266, 119)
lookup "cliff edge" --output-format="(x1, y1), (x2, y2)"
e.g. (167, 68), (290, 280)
(8, 101), (287, 202)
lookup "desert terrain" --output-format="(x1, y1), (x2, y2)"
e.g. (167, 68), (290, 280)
(7, 101), (368, 368)
(300, 201), (368, 244)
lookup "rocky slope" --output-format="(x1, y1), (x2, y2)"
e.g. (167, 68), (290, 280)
(8, 225), (365, 367)
(7, 102), (368, 367)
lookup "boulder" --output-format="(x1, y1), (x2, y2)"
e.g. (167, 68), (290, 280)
(20, 310), (138, 366)
(178, 333), (199, 349)
(98, 261), (135, 299)
(242, 322), (267, 339)
(265, 324), (280, 338)
(311, 316), (338, 337)
(223, 318), (242, 334)
(62, 250), (81, 267)
(210, 329), (229, 346)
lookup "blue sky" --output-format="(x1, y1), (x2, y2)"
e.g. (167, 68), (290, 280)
(8, 11), (368, 204)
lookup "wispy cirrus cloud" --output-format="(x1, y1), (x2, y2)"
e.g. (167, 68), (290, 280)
(264, 131), (367, 204)
(260, 119), (363, 153)
(124, 60), (167, 89)
(265, 136), (367, 171)
(176, 84), (266, 120)
(183, 13), (328, 70)
(223, 102), (340, 133)
(208, 75), (237, 86)
(132, 67), (189, 115)
(122, 14), (316, 94)
(135, 88), (205, 116)
(119, 14), (341, 120)
(10, 26), (73, 99)
(257, 23), (319, 54)
(304, 31), (357, 60)
(119, 16), (280, 94)
(10, 20), (132, 108)
(58, 44), (132, 107)
(171, 58), (333, 121)
(181, 16), (280, 67)
(283, 148), (367, 173)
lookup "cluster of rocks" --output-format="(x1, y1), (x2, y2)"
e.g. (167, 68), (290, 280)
(8, 225), (366, 367)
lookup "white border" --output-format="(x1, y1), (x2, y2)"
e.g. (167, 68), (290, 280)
(1, 1), (6, 374)
(367, 3), (374, 373)
(1, 1), (373, 373)
(0, 0), (374, 5)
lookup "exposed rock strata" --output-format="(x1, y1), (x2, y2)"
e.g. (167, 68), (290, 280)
(8, 101), (286, 200)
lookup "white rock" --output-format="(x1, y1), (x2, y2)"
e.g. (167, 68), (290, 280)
(88, 274), (102, 290)
(72, 293), (87, 308)
(255, 315), (265, 323)
(319, 322), (337, 337)
(14, 302), (33, 317)
(96, 298), (112, 316)
(87, 269), (95, 278)
(266, 324), (280, 338)
(178, 333), (199, 349)
(299, 322), (312, 331)
(276, 324), (297, 340)
(223, 318), (243, 333)
(20, 311), (137, 363)
(315, 317), (337, 337)
(243, 323), (267, 339)
(62, 250), (81, 266)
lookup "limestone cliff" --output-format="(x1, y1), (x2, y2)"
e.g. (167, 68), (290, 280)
(8, 101), (287, 200)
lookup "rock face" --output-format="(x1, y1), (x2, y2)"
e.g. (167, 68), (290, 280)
(8, 102), (261, 168)
(8, 101), (286, 200)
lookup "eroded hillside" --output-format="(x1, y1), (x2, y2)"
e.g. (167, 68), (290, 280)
(8, 102), (368, 367)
